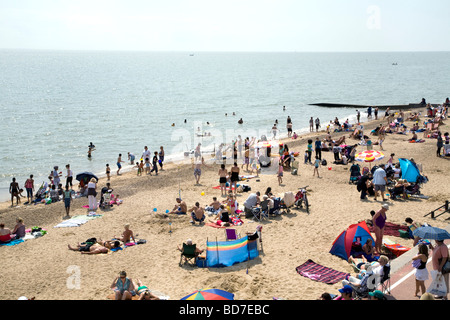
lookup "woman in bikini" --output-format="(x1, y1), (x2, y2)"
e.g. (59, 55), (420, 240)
(218, 164), (228, 197)
(372, 204), (389, 254)
(230, 162), (240, 196)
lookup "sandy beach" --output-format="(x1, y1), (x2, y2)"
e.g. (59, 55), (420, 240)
(1, 108), (449, 301)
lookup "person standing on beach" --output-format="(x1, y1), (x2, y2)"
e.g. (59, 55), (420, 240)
(277, 158), (283, 185)
(63, 185), (73, 219)
(372, 204), (389, 254)
(142, 146), (151, 162)
(315, 137), (322, 160)
(429, 239), (449, 299)
(65, 164), (73, 189)
(52, 166), (62, 187)
(193, 157), (210, 185)
(159, 146), (165, 170)
(373, 164), (387, 201)
(437, 132), (443, 157)
(24, 175), (34, 204)
(117, 154), (124, 175)
(150, 152), (159, 175)
(230, 162), (240, 195)
(286, 116), (293, 138)
(309, 117), (314, 132)
(218, 164), (228, 197)
(356, 110), (361, 124)
(412, 243), (429, 298)
(9, 178), (20, 207)
(87, 178), (97, 211)
(106, 164), (111, 181)
(374, 107), (379, 120)
(315, 117), (320, 132)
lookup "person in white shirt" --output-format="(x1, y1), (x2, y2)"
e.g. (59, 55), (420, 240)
(373, 164), (387, 201)
(65, 164), (73, 189)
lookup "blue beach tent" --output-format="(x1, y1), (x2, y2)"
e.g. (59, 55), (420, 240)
(398, 158), (427, 184)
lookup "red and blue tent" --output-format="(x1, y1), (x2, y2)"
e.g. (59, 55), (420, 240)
(329, 221), (374, 260)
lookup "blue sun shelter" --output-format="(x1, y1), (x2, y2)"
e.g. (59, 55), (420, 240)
(398, 158), (427, 184)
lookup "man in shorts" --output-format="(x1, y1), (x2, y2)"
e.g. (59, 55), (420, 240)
(170, 198), (187, 215)
(373, 164), (387, 201)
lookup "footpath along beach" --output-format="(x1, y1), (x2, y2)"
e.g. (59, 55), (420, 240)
(0, 106), (449, 301)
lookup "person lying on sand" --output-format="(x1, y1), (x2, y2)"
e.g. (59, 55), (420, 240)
(98, 239), (122, 250)
(132, 279), (160, 300)
(68, 243), (109, 254)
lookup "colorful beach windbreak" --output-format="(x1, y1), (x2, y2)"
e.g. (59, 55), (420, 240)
(206, 236), (259, 268)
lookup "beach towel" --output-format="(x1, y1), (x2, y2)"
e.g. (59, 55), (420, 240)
(296, 259), (350, 284)
(369, 222), (408, 237)
(382, 238), (410, 257)
(53, 214), (102, 228)
(0, 239), (24, 247)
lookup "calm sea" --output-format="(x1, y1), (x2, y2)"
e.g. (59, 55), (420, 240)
(1, 50), (449, 202)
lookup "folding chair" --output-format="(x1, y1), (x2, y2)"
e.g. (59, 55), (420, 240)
(379, 265), (391, 294)
(179, 243), (197, 267)
(225, 228), (240, 241)
(260, 200), (270, 220)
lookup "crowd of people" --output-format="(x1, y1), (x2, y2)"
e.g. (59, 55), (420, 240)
(3, 101), (450, 301)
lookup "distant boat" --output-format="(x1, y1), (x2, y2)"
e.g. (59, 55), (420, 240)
(392, 63), (398, 65)
(189, 53), (194, 56)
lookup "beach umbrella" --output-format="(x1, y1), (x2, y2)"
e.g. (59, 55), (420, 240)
(355, 150), (384, 168)
(180, 288), (234, 300)
(413, 226), (450, 241)
(75, 172), (99, 182)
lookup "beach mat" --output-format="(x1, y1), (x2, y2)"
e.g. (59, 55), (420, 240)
(369, 222), (408, 237)
(296, 259), (350, 284)
(0, 239), (24, 247)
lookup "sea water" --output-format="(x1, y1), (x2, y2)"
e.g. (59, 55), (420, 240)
(1, 50), (449, 202)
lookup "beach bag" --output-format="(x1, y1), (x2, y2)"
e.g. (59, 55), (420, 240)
(321, 159), (327, 166)
(427, 271), (447, 296)
(440, 256), (450, 275)
(412, 259), (421, 269)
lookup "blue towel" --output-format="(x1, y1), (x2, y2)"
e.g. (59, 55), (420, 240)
(0, 239), (24, 246)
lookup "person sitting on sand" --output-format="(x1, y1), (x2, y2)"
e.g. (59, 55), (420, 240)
(206, 197), (221, 215)
(11, 217), (26, 240)
(0, 223), (12, 243)
(115, 224), (136, 244)
(68, 242), (109, 254)
(111, 271), (135, 300)
(169, 198), (187, 215)
(190, 202), (205, 225)
(408, 131), (418, 142)
(132, 279), (160, 300)
(208, 205), (230, 227)
(177, 239), (204, 255)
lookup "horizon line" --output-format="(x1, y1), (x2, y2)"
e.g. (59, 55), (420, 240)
(1, 48), (450, 54)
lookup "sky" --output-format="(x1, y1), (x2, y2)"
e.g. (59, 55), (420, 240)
(0, 0), (449, 52)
